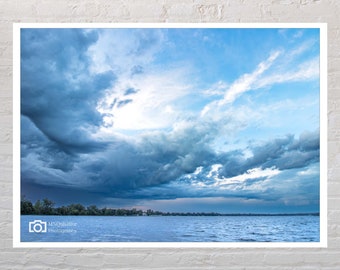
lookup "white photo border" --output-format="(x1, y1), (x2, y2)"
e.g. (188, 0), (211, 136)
(13, 23), (327, 248)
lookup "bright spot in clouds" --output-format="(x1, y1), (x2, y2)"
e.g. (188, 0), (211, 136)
(214, 167), (280, 186)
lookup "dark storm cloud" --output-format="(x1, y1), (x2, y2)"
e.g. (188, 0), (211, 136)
(80, 127), (319, 200)
(114, 130), (320, 201)
(218, 131), (319, 179)
(250, 131), (319, 169)
(21, 28), (115, 155)
(21, 115), (80, 181)
(78, 122), (218, 194)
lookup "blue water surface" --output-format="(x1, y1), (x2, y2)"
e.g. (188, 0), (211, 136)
(21, 215), (319, 242)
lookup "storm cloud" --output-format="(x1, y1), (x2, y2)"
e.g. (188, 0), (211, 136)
(218, 131), (319, 179)
(21, 28), (115, 154)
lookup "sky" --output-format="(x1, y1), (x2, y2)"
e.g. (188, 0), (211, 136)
(20, 27), (321, 214)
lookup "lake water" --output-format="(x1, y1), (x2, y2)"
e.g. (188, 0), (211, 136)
(21, 215), (319, 242)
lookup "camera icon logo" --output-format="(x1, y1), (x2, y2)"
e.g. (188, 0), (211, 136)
(28, 220), (47, 233)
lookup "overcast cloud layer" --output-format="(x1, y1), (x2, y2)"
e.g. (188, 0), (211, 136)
(20, 28), (321, 213)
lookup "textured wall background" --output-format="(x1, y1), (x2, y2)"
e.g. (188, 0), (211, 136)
(1, 0), (339, 269)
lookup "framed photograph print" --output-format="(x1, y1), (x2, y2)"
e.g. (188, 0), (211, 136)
(13, 23), (327, 248)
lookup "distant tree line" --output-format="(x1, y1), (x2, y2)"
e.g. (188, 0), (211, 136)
(21, 197), (144, 216)
(20, 197), (226, 216)
(20, 197), (319, 216)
